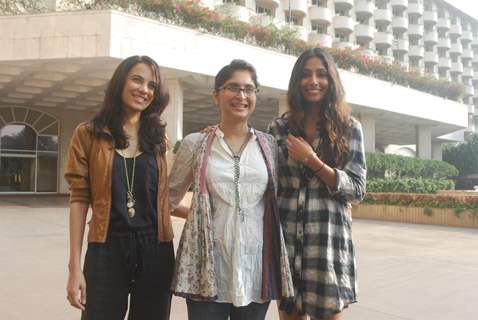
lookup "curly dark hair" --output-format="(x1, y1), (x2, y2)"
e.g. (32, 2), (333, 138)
(91, 55), (169, 155)
(285, 47), (352, 167)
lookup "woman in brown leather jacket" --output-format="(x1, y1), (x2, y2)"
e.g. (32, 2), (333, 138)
(64, 55), (174, 320)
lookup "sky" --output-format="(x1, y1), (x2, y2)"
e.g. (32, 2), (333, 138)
(445, 0), (478, 21)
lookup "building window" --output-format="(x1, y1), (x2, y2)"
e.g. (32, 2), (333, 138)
(224, 0), (240, 4)
(312, 24), (326, 33)
(357, 42), (371, 49)
(335, 33), (349, 42)
(377, 48), (387, 56)
(335, 9), (349, 16)
(0, 107), (59, 193)
(311, 0), (325, 7)
(393, 51), (404, 61)
(285, 15), (301, 26)
(256, 6), (272, 16)
(357, 17), (369, 24)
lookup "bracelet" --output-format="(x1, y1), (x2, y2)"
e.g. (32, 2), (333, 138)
(302, 151), (316, 165)
(314, 161), (325, 175)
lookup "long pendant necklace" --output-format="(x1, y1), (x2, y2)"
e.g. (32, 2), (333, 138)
(222, 132), (252, 223)
(123, 150), (138, 218)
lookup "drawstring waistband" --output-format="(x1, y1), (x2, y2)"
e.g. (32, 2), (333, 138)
(108, 227), (157, 281)
(125, 231), (143, 279)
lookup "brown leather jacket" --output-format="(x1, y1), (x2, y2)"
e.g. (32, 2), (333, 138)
(64, 122), (174, 243)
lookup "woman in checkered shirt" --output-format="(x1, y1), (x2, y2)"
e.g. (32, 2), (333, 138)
(268, 47), (367, 320)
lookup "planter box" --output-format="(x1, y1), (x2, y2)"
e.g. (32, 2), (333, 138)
(352, 204), (478, 228)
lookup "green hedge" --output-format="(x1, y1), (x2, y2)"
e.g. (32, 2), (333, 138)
(362, 192), (478, 215)
(367, 178), (454, 194)
(366, 153), (458, 193)
(443, 134), (478, 177)
(366, 152), (458, 179)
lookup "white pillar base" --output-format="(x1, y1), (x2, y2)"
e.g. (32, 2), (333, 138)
(163, 79), (183, 143)
(360, 113), (376, 153)
(432, 141), (443, 161)
(416, 125), (432, 159)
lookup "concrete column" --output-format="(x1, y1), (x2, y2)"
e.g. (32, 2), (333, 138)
(278, 95), (288, 116)
(416, 125), (432, 159)
(163, 79), (183, 143)
(360, 113), (376, 153)
(57, 109), (92, 194)
(432, 141), (443, 161)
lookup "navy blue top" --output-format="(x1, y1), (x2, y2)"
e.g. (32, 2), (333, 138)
(109, 151), (158, 231)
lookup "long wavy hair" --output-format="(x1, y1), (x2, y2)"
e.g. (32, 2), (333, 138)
(286, 47), (352, 167)
(91, 55), (169, 155)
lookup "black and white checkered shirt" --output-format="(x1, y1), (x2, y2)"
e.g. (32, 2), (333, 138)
(268, 116), (367, 319)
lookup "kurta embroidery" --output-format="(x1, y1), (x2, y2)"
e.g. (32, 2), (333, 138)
(169, 126), (294, 303)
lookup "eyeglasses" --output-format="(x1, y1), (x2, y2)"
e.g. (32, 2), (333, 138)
(220, 84), (259, 96)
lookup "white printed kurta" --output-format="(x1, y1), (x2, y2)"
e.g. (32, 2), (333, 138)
(170, 128), (269, 306)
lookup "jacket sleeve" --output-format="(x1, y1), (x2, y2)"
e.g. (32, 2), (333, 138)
(168, 134), (201, 210)
(64, 123), (92, 204)
(329, 119), (367, 204)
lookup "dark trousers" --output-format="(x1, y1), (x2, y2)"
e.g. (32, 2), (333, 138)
(81, 229), (174, 320)
(186, 299), (270, 320)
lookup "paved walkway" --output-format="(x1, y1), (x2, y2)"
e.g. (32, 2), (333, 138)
(1, 196), (477, 319)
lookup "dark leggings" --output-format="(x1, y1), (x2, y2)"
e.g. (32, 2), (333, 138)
(186, 299), (270, 320)
(81, 229), (174, 320)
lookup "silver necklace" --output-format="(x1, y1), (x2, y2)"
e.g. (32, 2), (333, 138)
(122, 149), (138, 218)
(222, 133), (252, 223)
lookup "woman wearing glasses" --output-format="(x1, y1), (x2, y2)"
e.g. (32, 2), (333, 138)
(269, 48), (366, 320)
(168, 59), (293, 320)
(64, 55), (174, 319)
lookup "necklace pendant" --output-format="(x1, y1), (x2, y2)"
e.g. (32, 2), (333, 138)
(128, 207), (136, 218)
(127, 200), (134, 208)
(238, 209), (244, 223)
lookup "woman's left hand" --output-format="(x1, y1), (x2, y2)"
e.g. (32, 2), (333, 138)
(286, 134), (315, 163)
(171, 205), (190, 219)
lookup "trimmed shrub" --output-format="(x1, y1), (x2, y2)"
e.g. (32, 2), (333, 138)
(367, 178), (454, 194)
(366, 152), (458, 179)
(362, 192), (478, 213)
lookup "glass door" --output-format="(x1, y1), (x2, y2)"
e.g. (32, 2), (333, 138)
(0, 155), (36, 192)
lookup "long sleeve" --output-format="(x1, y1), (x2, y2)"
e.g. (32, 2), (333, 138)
(64, 123), (92, 204)
(168, 133), (203, 209)
(330, 119), (367, 204)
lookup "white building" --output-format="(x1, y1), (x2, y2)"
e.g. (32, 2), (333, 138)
(0, 0), (475, 194)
